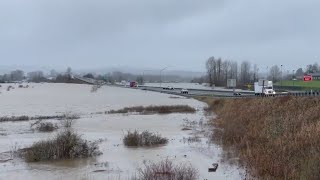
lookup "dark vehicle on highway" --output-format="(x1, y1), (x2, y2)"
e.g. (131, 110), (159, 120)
(163, 86), (174, 90)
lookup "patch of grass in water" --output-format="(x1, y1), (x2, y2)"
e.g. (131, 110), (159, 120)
(35, 122), (58, 132)
(123, 130), (168, 147)
(22, 130), (101, 162)
(107, 105), (196, 114)
(0, 112), (80, 123)
(132, 159), (199, 180)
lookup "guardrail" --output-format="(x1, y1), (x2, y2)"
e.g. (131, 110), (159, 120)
(143, 89), (320, 99)
(274, 85), (320, 91)
(138, 85), (254, 95)
(115, 84), (320, 99)
(288, 91), (320, 97)
(73, 76), (97, 85)
(229, 92), (320, 99)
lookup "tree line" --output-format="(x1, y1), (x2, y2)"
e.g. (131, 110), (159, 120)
(204, 56), (320, 87)
(0, 70), (46, 83)
(0, 68), (72, 83)
(205, 56), (258, 87)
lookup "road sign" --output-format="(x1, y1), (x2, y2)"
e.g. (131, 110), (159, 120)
(304, 75), (313, 82)
(227, 79), (236, 88)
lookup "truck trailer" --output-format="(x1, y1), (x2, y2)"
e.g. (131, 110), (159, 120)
(254, 80), (276, 96)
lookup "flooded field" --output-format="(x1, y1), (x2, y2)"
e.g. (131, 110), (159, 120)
(0, 83), (244, 179)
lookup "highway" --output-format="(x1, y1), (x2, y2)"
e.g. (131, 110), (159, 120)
(136, 85), (255, 97)
(114, 84), (317, 98)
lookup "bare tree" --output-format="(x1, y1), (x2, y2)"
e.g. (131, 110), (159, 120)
(10, 70), (24, 81)
(216, 58), (222, 85)
(230, 61), (238, 80)
(253, 64), (259, 82)
(66, 67), (72, 75)
(312, 63), (319, 73)
(50, 69), (58, 77)
(28, 71), (45, 82)
(296, 68), (304, 77)
(222, 60), (231, 86)
(269, 65), (281, 82)
(306, 64), (313, 73)
(240, 61), (251, 85)
(206, 57), (215, 87)
(206, 58), (240, 87)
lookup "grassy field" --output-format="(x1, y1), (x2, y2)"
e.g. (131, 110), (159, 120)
(275, 80), (320, 88)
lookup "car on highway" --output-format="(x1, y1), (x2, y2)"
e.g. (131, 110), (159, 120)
(181, 89), (189, 94)
(233, 92), (241, 96)
(163, 86), (175, 90)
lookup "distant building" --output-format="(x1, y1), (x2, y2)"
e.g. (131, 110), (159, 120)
(307, 73), (320, 80)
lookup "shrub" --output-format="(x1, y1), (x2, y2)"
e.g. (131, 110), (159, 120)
(123, 130), (168, 147)
(60, 112), (80, 128)
(133, 159), (198, 180)
(181, 127), (192, 131)
(62, 112), (80, 120)
(34, 115), (65, 120)
(61, 119), (74, 128)
(23, 130), (100, 162)
(182, 136), (201, 143)
(0, 116), (29, 122)
(0, 113), (80, 123)
(36, 122), (58, 132)
(108, 105), (196, 114)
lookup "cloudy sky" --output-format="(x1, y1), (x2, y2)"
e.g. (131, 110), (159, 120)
(0, 0), (319, 72)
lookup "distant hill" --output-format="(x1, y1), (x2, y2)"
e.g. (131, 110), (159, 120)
(76, 66), (205, 78)
(0, 65), (205, 78)
(0, 65), (62, 75)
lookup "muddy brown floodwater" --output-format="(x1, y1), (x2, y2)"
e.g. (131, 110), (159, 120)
(0, 83), (245, 179)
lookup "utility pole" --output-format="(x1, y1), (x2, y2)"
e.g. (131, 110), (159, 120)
(281, 65), (283, 88)
(292, 70), (295, 87)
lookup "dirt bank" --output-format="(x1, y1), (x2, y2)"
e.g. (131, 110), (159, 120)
(198, 96), (320, 180)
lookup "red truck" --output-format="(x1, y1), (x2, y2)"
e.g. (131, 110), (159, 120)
(130, 81), (137, 87)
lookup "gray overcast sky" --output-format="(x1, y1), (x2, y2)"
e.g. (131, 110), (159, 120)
(0, 0), (319, 72)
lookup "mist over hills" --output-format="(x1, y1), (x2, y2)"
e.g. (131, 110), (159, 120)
(0, 65), (205, 78)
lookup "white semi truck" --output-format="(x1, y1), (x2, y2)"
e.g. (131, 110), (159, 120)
(254, 80), (276, 96)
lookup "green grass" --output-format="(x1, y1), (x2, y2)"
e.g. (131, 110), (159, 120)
(275, 80), (320, 88)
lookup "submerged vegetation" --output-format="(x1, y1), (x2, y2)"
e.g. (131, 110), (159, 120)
(22, 130), (101, 162)
(20, 113), (97, 162)
(132, 159), (198, 180)
(0, 112), (80, 123)
(108, 105), (196, 114)
(35, 122), (58, 132)
(123, 130), (168, 147)
(0, 115), (30, 122)
(199, 96), (320, 179)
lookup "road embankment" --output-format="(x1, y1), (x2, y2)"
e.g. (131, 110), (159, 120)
(197, 96), (320, 180)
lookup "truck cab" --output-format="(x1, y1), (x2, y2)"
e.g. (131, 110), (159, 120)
(129, 81), (137, 88)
